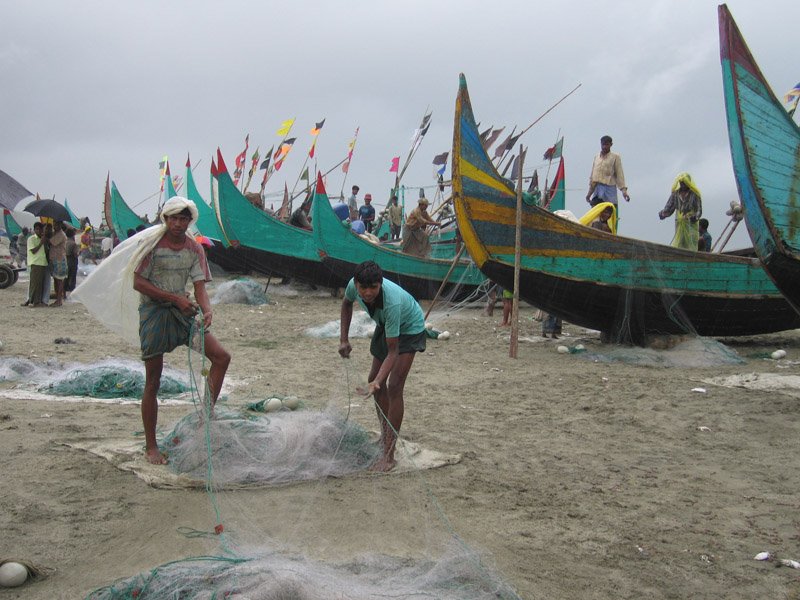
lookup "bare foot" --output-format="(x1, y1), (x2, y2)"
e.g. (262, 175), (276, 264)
(542, 333), (549, 338)
(369, 456), (397, 472)
(144, 447), (167, 465)
(499, 322), (510, 327)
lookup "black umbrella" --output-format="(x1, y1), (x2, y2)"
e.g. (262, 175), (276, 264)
(0, 169), (33, 211)
(24, 199), (71, 223)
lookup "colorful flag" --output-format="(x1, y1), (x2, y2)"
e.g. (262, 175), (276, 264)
(527, 169), (539, 193)
(510, 148), (527, 179)
(310, 119), (325, 136)
(432, 151), (449, 165)
(273, 138), (296, 159)
(159, 156), (169, 191)
(273, 138), (296, 171)
(300, 167), (309, 181)
(389, 156), (400, 173)
(409, 111), (433, 154)
(342, 127), (360, 173)
(478, 125), (493, 144)
(543, 137), (563, 161)
(784, 83), (800, 105)
(494, 132), (521, 158)
(185, 154), (191, 169)
(309, 138), (318, 159)
(276, 119), (295, 136)
(232, 135), (249, 186)
(482, 127), (505, 151)
(544, 157), (566, 211)
(259, 146), (274, 171)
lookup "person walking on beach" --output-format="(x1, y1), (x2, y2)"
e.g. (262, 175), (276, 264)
(338, 260), (427, 472)
(132, 197), (231, 464)
(586, 135), (630, 207)
(659, 172), (702, 250)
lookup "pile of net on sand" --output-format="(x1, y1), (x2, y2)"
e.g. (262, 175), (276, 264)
(305, 310), (375, 339)
(39, 363), (188, 399)
(212, 278), (269, 305)
(85, 544), (520, 600)
(160, 408), (379, 486)
(0, 357), (190, 400)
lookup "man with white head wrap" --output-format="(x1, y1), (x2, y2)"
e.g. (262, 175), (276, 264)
(75, 197), (230, 464)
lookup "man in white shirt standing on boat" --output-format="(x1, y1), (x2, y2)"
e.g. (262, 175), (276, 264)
(347, 185), (360, 221)
(586, 135), (630, 207)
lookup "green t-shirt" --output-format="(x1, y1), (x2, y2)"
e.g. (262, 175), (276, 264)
(27, 233), (48, 267)
(345, 277), (425, 338)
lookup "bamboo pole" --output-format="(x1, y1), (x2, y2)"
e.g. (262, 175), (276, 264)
(424, 245), (466, 320)
(510, 144), (524, 359)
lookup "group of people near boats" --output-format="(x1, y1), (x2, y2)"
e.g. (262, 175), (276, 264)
(586, 134), (713, 252)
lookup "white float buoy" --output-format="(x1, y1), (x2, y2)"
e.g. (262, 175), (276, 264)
(264, 397), (283, 412)
(0, 562), (28, 587)
(771, 349), (787, 360)
(438, 331), (451, 341)
(574, 344), (585, 351)
(754, 551), (771, 561)
(556, 345), (569, 354)
(282, 397), (300, 410)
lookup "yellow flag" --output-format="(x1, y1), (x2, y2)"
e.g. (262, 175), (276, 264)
(276, 119), (295, 136)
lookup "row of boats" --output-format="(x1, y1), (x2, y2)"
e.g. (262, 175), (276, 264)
(95, 6), (800, 346)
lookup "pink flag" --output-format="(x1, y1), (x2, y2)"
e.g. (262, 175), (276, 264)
(389, 156), (400, 173)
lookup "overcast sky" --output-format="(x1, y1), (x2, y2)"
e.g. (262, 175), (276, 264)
(2, 0), (797, 248)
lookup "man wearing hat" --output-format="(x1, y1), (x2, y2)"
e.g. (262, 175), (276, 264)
(401, 197), (440, 257)
(347, 185), (360, 221)
(358, 193), (376, 233)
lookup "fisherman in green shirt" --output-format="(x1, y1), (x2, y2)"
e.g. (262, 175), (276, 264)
(338, 261), (427, 472)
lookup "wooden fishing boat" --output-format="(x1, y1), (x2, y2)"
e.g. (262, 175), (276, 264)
(212, 150), (347, 288)
(312, 175), (486, 301)
(719, 5), (800, 314)
(104, 177), (147, 241)
(452, 73), (800, 344)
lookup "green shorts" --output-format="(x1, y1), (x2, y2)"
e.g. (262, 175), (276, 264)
(370, 326), (427, 361)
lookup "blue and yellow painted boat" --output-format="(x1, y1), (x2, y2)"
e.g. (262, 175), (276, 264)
(452, 73), (800, 344)
(311, 174), (485, 300)
(719, 4), (800, 315)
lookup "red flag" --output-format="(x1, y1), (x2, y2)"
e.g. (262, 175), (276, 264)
(389, 156), (400, 173)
